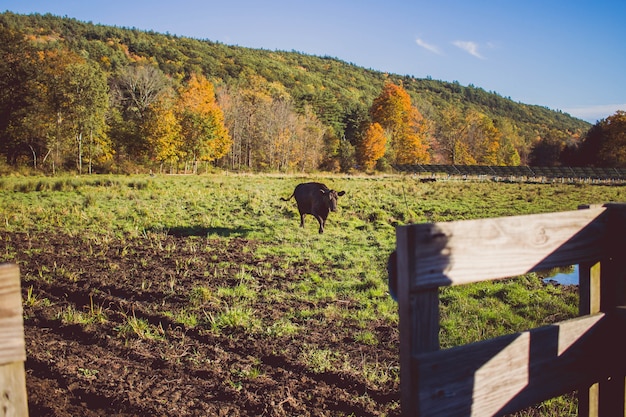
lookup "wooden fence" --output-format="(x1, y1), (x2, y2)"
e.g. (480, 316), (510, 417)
(394, 203), (626, 417)
(394, 164), (626, 182)
(0, 264), (29, 417)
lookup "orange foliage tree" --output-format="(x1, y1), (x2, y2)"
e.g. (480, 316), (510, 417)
(359, 122), (386, 170)
(369, 81), (430, 165)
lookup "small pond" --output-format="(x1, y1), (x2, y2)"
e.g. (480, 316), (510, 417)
(542, 264), (579, 286)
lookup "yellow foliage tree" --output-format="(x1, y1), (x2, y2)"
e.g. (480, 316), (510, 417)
(434, 106), (466, 164)
(370, 81), (430, 165)
(464, 110), (501, 165)
(142, 94), (182, 171)
(395, 107), (431, 165)
(178, 73), (232, 171)
(359, 122), (387, 170)
(435, 107), (504, 165)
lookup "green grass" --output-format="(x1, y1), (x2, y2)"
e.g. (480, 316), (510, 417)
(3, 173), (624, 416)
(117, 312), (165, 340)
(207, 306), (260, 333)
(439, 274), (579, 348)
(58, 296), (108, 326)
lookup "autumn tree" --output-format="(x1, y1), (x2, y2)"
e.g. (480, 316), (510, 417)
(434, 108), (506, 165)
(216, 74), (276, 170)
(142, 93), (182, 172)
(110, 65), (171, 162)
(218, 73), (324, 172)
(463, 110), (501, 165)
(177, 73), (231, 172)
(585, 111), (626, 167)
(290, 105), (326, 172)
(494, 118), (522, 166)
(571, 124), (603, 167)
(577, 110), (626, 168)
(358, 122), (386, 170)
(529, 129), (569, 166)
(260, 96), (295, 171)
(8, 47), (103, 173)
(63, 61), (110, 173)
(433, 106), (465, 164)
(114, 65), (170, 119)
(395, 107), (431, 164)
(0, 26), (40, 166)
(370, 81), (430, 165)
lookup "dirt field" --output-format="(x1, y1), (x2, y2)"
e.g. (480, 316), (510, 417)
(2, 230), (400, 416)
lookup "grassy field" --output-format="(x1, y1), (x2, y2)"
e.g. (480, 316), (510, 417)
(1, 173), (624, 416)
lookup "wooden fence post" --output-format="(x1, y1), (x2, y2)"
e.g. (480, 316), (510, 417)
(0, 264), (29, 417)
(577, 204), (603, 417)
(396, 205), (625, 417)
(597, 204), (626, 416)
(397, 225), (441, 417)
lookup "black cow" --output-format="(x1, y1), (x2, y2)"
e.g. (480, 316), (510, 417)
(281, 182), (345, 233)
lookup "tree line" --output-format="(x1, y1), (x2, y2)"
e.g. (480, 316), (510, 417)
(1, 12), (622, 174)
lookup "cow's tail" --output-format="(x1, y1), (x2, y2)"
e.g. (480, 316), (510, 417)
(280, 192), (295, 202)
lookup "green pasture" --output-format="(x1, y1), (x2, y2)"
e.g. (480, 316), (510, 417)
(2, 173), (625, 416)
(3, 172), (623, 237)
(2, 173), (624, 338)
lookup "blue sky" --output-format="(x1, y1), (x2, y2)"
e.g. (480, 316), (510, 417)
(3, 0), (625, 123)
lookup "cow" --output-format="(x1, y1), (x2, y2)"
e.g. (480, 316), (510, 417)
(281, 182), (345, 233)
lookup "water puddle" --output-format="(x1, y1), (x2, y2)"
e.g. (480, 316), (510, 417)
(542, 264), (579, 286)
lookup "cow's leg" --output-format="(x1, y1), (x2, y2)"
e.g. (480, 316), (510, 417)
(315, 216), (325, 234)
(299, 212), (305, 228)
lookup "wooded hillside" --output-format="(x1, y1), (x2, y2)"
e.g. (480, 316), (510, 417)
(0, 11), (591, 174)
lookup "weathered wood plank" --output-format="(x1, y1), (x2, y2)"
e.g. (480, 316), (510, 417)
(0, 361), (29, 417)
(397, 225), (441, 416)
(396, 222), (417, 417)
(597, 205), (626, 416)
(578, 261), (602, 417)
(397, 204), (626, 416)
(614, 306), (626, 322)
(411, 313), (609, 417)
(398, 206), (608, 289)
(0, 263), (28, 417)
(0, 264), (25, 365)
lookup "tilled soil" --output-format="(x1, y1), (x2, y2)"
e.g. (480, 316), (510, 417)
(1, 231), (400, 416)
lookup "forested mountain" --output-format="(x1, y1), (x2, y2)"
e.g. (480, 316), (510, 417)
(0, 11), (592, 173)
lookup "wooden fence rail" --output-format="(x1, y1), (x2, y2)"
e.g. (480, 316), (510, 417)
(0, 264), (29, 417)
(394, 203), (626, 417)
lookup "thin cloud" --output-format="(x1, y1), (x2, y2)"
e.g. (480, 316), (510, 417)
(416, 38), (442, 55)
(563, 104), (626, 123)
(453, 40), (484, 59)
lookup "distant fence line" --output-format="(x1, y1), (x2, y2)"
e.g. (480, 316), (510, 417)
(394, 164), (626, 183)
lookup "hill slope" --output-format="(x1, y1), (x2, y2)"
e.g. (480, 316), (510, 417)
(1, 11), (590, 169)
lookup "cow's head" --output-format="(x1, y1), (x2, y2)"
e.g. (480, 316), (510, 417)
(322, 189), (346, 212)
